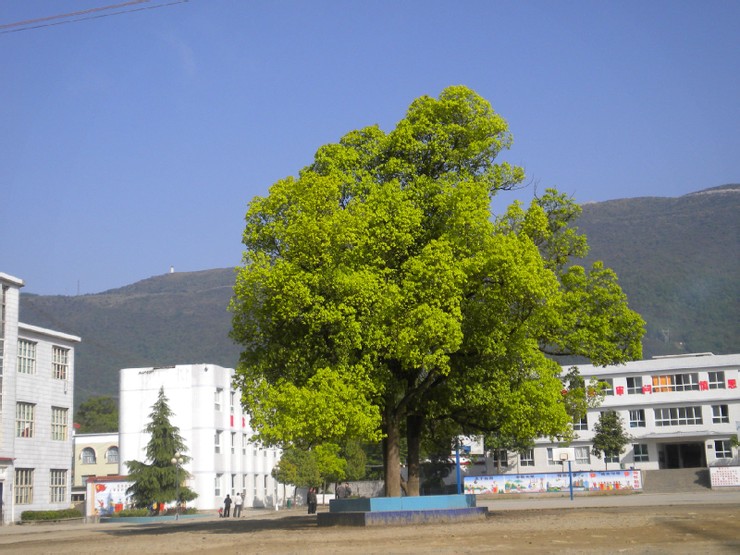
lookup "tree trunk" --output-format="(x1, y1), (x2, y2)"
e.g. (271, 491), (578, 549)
(383, 407), (402, 497)
(406, 413), (423, 496)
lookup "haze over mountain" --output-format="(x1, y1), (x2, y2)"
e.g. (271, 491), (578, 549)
(19, 185), (739, 406)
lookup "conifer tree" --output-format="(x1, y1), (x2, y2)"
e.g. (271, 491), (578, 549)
(125, 387), (197, 508)
(591, 410), (631, 470)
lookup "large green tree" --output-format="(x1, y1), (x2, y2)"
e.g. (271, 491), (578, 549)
(75, 396), (118, 433)
(125, 387), (197, 508)
(230, 86), (644, 497)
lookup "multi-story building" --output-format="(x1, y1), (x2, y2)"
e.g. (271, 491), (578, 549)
(119, 364), (288, 511)
(468, 353), (739, 476)
(0, 272), (80, 524)
(72, 433), (120, 501)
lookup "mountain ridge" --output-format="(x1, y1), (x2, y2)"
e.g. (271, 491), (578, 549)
(18, 185), (739, 405)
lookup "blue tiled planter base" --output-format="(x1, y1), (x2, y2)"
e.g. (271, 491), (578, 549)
(317, 507), (488, 527)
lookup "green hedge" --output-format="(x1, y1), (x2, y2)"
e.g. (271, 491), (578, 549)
(111, 508), (148, 517)
(21, 508), (83, 521)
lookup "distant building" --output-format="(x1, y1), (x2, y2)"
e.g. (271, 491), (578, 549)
(119, 364), (289, 511)
(464, 353), (739, 477)
(0, 272), (81, 524)
(72, 433), (119, 502)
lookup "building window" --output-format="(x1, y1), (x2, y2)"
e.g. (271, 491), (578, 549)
(17, 340), (36, 374)
(16, 402), (35, 438)
(626, 377), (643, 395)
(81, 447), (97, 464)
(519, 449), (534, 466)
(230, 391), (235, 414)
(654, 373), (699, 392)
(575, 446), (590, 464)
(231, 432), (236, 454)
(215, 431), (222, 454)
(654, 406), (703, 427)
(573, 415), (588, 431)
(604, 453), (620, 464)
(242, 433), (248, 455)
(52, 346), (69, 380)
(708, 371), (725, 389)
(264, 474), (269, 493)
(215, 474), (222, 496)
(231, 474), (237, 495)
(106, 446), (119, 464)
(712, 405), (729, 424)
(547, 448), (558, 465)
(714, 440), (732, 459)
(600, 378), (614, 396)
(15, 468), (34, 504)
(629, 409), (646, 428)
(51, 407), (68, 440)
(633, 444), (649, 462)
(214, 388), (223, 411)
(50, 469), (67, 503)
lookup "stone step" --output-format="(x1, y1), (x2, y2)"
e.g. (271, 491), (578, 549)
(642, 468), (711, 493)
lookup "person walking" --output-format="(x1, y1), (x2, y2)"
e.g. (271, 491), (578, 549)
(223, 494), (232, 517)
(234, 492), (243, 517)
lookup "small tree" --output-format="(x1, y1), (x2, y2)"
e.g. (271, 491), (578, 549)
(591, 411), (630, 470)
(125, 387), (197, 508)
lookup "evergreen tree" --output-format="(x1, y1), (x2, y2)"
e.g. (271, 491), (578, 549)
(591, 410), (631, 470)
(125, 387), (197, 508)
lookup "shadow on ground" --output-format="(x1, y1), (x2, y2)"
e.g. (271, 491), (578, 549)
(101, 515), (318, 538)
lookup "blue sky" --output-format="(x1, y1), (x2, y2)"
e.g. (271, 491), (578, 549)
(2, 0), (738, 295)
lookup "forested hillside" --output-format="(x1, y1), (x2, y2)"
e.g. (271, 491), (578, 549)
(19, 185), (739, 405)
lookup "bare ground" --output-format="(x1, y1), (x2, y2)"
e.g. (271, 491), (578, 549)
(1, 502), (738, 554)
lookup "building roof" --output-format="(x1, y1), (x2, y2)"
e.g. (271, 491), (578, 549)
(568, 353), (740, 376)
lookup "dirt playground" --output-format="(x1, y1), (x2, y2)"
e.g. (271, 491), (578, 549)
(1, 499), (738, 554)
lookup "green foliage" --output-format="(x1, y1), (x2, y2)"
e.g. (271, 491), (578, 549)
(110, 508), (149, 517)
(230, 85), (645, 496)
(342, 440), (368, 481)
(125, 387), (197, 508)
(591, 410), (631, 467)
(75, 395), (119, 433)
(272, 448), (320, 488)
(21, 509), (83, 521)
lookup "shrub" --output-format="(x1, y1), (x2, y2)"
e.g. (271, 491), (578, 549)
(111, 508), (148, 518)
(21, 509), (83, 521)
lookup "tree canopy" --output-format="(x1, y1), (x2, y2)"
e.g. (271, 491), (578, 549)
(230, 85), (644, 496)
(75, 395), (118, 433)
(125, 387), (197, 508)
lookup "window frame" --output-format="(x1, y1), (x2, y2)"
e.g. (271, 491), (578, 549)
(633, 444), (649, 462)
(708, 371), (726, 390)
(714, 440), (732, 459)
(52, 346), (69, 380)
(654, 406), (703, 427)
(15, 468), (34, 504)
(51, 406), (68, 441)
(712, 405), (729, 424)
(16, 402), (35, 438)
(575, 446), (590, 464)
(626, 376), (643, 395)
(17, 339), (37, 374)
(81, 447), (97, 464)
(629, 409), (646, 428)
(50, 469), (67, 503)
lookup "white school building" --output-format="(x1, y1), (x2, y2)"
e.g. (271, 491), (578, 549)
(119, 364), (290, 511)
(469, 353), (740, 476)
(0, 272), (80, 524)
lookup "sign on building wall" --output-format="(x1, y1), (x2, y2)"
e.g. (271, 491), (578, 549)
(464, 470), (642, 495)
(86, 478), (134, 516)
(709, 466), (740, 488)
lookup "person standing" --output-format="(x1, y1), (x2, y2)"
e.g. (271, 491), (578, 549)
(223, 494), (232, 517)
(234, 492), (243, 517)
(307, 487), (317, 514)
